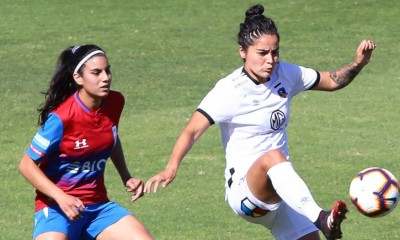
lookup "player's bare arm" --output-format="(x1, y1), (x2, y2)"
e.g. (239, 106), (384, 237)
(19, 154), (85, 221)
(328, 62), (363, 89)
(144, 111), (211, 193)
(313, 39), (376, 91)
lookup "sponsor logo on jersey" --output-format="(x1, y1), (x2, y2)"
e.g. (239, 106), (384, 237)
(252, 99), (260, 106)
(74, 139), (89, 150)
(270, 110), (286, 130)
(67, 159), (107, 174)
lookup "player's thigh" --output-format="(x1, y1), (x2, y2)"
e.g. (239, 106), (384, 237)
(35, 232), (68, 240)
(33, 206), (82, 240)
(226, 172), (282, 229)
(246, 149), (287, 203)
(96, 215), (153, 240)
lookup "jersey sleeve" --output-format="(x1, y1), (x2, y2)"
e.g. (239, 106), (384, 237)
(281, 62), (320, 96)
(26, 113), (64, 161)
(300, 66), (320, 91)
(197, 80), (240, 124)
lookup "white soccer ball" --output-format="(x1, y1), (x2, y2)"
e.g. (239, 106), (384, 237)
(349, 167), (399, 217)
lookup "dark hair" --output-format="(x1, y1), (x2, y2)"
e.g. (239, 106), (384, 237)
(237, 4), (280, 51)
(37, 44), (106, 125)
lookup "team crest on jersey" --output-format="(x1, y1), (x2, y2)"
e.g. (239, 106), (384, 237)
(277, 87), (288, 98)
(74, 139), (89, 150)
(112, 126), (117, 146)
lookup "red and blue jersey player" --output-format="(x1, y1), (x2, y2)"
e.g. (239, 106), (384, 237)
(19, 44), (153, 240)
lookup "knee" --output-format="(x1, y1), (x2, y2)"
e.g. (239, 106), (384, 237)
(259, 149), (288, 171)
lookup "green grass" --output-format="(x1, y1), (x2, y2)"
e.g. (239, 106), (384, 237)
(1, 0), (399, 239)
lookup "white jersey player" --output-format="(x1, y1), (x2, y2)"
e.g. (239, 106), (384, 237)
(145, 4), (376, 240)
(197, 63), (318, 188)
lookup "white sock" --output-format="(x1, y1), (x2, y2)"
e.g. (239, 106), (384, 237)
(267, 161), (322, 222)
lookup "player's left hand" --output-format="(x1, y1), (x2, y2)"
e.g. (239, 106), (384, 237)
(125, 178), (144, 202)
(354, 39), (376, 67)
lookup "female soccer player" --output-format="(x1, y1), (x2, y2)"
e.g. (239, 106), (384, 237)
(144, 4), (376, 240)
(19, 45), (153, 240)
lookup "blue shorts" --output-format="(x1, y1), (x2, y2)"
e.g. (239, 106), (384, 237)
(33, 202), (131, 240)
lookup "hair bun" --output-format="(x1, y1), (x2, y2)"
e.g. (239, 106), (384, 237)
(245, 4), (264, 19)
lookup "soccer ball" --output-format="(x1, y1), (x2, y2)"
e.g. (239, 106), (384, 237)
(349, 167), (399, 217)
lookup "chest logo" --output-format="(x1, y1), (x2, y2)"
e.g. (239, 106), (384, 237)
(74, 139), (89, 150)
(270, 110), (286, 130)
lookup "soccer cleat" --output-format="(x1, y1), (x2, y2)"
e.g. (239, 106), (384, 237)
(319, 200), (348, 240)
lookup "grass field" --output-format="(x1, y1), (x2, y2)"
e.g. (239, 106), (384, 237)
(1, 0), (399, 239)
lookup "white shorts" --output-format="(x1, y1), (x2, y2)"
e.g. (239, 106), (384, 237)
(226, 175), (318, 240)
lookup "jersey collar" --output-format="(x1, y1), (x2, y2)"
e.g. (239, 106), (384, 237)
(241, 67), (270, 85)
(73, 91), (101, 114)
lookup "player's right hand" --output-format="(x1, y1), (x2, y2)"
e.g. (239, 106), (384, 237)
(56, 193), (85, 221)
(144, 168), (177, 193)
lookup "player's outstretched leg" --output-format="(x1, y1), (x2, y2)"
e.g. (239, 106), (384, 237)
(315, 200), (348, 240)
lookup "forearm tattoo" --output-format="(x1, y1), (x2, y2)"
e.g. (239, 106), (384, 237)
(329, 63), (363, 89)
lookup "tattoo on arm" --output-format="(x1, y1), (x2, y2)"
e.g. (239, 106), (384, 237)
(329, 63), (363, 89)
